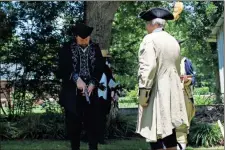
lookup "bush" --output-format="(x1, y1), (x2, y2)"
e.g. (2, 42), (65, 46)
(0, 113), (66, 140)
(119, 85), (138, 104)
(188, 122), (223, 147)
(126, 85), (138, 103)
(0, 113), (136, 140)
(194, 95), (214, 105)
(106, 114), (136, 139)
(115, 75), (137, 90)
(18, 113), (65, 139)
(0, 122), (21, 139)
(194, 87), (210, 95)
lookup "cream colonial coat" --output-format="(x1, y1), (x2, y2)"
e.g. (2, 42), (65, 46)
(136, 30), (189, 142)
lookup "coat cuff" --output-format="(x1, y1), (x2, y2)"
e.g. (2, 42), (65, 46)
(184, 78), (192, 86)
(138, 88), (151, 107)
(72, 73), (79, 83)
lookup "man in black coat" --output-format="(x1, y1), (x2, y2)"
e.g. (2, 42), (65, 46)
(57, 22), (104, 150)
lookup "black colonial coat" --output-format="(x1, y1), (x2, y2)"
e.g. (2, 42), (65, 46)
(57, 41), (104, 113)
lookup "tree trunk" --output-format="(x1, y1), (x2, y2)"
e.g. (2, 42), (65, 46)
(85, 2), (120, 125)
(210, 42), (222, 103)
(85, 2), (120, 50)
(214, 66), (221, 103)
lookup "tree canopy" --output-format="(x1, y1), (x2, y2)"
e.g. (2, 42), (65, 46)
(0, 1), (224, 116)
(110, 1), (223, 91)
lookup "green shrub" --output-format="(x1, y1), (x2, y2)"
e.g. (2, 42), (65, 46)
(194, 95), (214, 105)
(18, 113), (65, 139)
(126, 85), (138, 103)
(41, 100), (62, 113)
(119, 102), (137, 108)
(119, 85), (138, 104)
(119, 97), (134, 103)
(1, 113), (137, 140)
(188, 122), (222, 147)
(0, 122), (21, 139)
(115, 75), (137, 90)
(106, 114), (136, 139)
(0, 113), (66, 140)
(194, 87), (210, 95)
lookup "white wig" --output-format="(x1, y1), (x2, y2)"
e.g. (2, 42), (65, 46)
(147, 18), (166, 28)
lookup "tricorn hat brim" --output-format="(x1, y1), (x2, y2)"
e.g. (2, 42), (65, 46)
(139, 7), (174, 21)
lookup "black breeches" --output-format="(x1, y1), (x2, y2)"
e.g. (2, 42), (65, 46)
(65, 95), (99, 150)
(97, 97), (111, 142)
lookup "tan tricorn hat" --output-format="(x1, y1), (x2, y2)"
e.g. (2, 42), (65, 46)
(101, 50), (112, 58)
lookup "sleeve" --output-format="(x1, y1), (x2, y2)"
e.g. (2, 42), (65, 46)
(138, 40), (157, 89)
(184, 59), (196, 86)
(89, 44), (104, 86)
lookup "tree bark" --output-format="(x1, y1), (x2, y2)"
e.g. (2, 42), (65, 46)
(85, 1), (120, 50)
(85, 2), (121, 126)
(210, 42), (222, 103)
(214, 65), (221, 103)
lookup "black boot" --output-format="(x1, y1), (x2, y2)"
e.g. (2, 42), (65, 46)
(70, 140), (80, 150)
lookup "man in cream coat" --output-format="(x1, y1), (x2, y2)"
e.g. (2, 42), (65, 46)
(136, 8), (189, 150)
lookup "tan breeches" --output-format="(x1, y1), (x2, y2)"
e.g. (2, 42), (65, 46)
(176, 95), (195, 144)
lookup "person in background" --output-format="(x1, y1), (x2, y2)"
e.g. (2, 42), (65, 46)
(97, 50), (119, 144)
(57, 22), (104, 150)
(136, 7), (189, 150)
(176, 40), (196, 150)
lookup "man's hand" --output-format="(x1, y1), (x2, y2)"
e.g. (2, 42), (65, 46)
(138, 89), (150, 107)
(77, 77), (87, 93)
(183, 75), (189, 83)
(180, 75), (191, 83)
(111, 91), (115, 98)
(88, 84), (95, 96)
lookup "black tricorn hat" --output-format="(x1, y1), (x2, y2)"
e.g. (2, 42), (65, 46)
(138, 7), (174, 21)
(73, 22), (94, 39)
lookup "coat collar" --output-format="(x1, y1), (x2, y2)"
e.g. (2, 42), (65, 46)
(152, 27), (163, 33)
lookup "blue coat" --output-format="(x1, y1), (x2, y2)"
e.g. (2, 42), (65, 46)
(185, 58), (196, 86)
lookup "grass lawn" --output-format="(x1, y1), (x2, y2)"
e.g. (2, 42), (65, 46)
(1, 138), (223, 150)
(2, 105), (59, 114)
